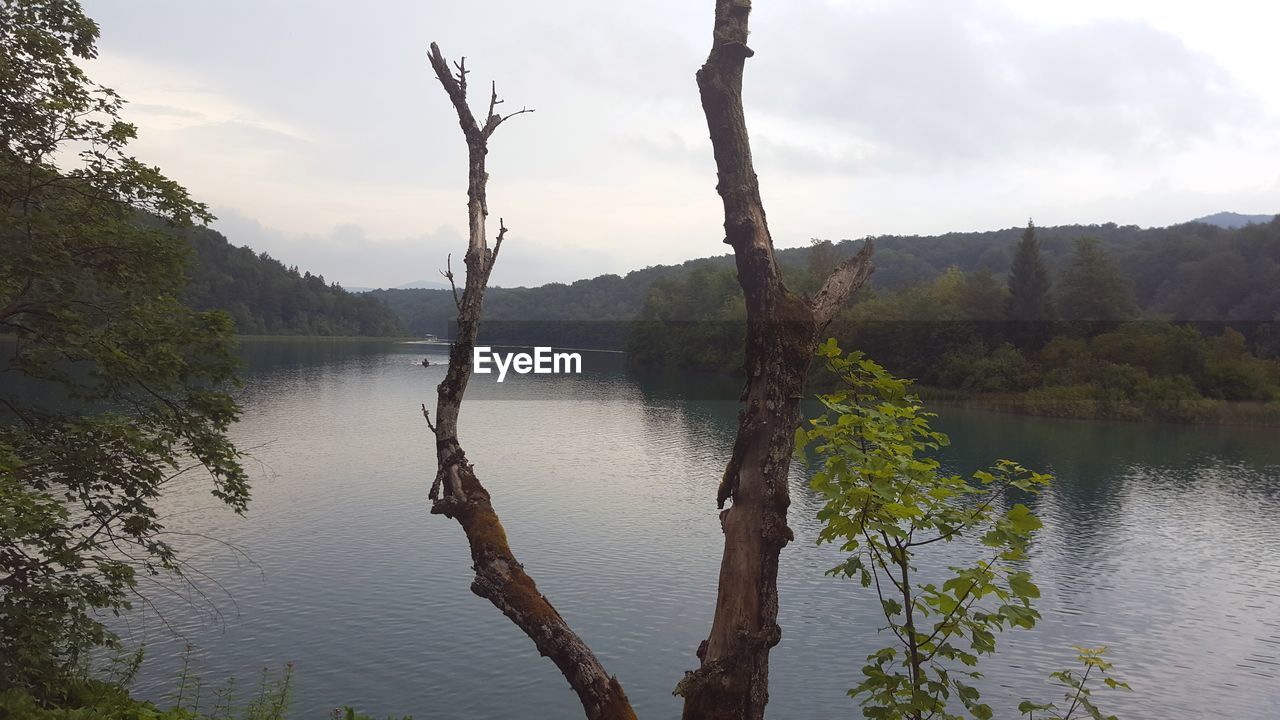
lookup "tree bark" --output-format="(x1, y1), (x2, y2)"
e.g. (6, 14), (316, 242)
(424, 42), (636, 720)
(676, 3), (875, 719)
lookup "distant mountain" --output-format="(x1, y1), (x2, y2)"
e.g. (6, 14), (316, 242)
(339, 280), (449, 293)
(396, 279), (451, 290)
(1190, 211), (1276, 229)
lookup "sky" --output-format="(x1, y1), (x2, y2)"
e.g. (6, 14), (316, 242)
(80, 0), (1280, 289)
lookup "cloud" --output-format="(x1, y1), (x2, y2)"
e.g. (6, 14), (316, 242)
(209, 208), (633, 290)
(93, 54), (315, 143)
(125, 103), (204, 120)
(748, 0), (1261, 174)
(210, 209), (462, 288)
(79, 0), (1280, 285)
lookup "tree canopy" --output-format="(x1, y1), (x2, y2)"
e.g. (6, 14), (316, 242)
(372, 217), (1280, 346)
(1055, 238), (1139, 323)
(1, 0), (246, 697)
(183, 225), (402, 337)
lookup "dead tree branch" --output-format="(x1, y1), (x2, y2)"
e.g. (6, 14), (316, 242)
(492, 218), (508, 266)
(420, 403), (436, 434)
(423, 41), (636, 720)
(441, 253), (461, 310)
(812, 238), (875, 327)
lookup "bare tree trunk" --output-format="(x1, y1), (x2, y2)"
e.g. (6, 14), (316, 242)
(424, 42), (636, 720)
(676, 4), (875, 719)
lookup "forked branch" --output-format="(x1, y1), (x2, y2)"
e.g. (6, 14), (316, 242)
(427, 42), (535, 143)
(678, 2), (875, 719)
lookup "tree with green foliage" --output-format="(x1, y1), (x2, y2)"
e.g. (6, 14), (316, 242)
(808, 239), (842, 283)
(781, 238), (845, 295)
(798, 341), (1129, 719)
(1005, 221), (1055, 350)
(628, 253), (1280, 424)
(1, 0), (247, 698)
(626, 264), (745, 370)
(1055, 238), (1138, 325)
(832, 268), (999, 386)
(183, 226), (403, 337)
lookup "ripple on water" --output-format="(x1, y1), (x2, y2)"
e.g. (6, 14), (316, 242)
(116, 343), (1280, 719)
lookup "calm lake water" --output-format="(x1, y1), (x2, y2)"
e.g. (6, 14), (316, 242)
(119, 339), (1280, 719)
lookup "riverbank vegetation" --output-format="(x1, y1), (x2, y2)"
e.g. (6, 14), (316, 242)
(628, 225), (1280, 425)
(0, 662), (402, 720)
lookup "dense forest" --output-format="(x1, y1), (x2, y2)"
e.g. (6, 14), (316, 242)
(367, 215), (1280, 423)
(183, 226), (403, 336)
(180, 212), (1279, 344)
(628, 220), (1280, 424)
(369, 266), (670, 346)
(859, 217), (1280, 319)
(377, 216), (1280, 337)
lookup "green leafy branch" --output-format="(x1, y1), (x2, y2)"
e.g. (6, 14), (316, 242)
(1019, 646), (1131, 720)
(798, 340), (1128, 720)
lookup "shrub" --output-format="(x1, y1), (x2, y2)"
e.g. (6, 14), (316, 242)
(1134, 375), (1214, 422)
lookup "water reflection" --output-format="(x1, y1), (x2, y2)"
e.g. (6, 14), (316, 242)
(116, 340), (1280, 719)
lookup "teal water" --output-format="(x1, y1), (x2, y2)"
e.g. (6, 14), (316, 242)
(117, 339), (1280, 719)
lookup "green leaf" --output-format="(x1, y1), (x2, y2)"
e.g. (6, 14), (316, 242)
(1006, 504), (1043, 534)
(793, 425), (809, 457)
(1008, 571), (1041, 600)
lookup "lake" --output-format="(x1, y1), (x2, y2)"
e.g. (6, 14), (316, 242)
(120, 339), (1280, 719)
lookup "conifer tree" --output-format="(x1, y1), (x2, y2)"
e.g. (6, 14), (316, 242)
(1056, 237), (1139, 326)
(1005, 220), (1055, 349)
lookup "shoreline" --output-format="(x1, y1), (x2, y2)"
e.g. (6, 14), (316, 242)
(222, 339), (1280, 428)
(916, 386), (1280, 428)
(235, 334), (408, 342)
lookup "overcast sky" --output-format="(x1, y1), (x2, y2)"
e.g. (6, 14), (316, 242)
(81, 0), (1280, 289)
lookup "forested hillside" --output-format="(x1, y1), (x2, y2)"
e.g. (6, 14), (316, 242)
(184, 226), (403, 336)
(860, 217), (1280, 319)
(376, 216), (1280, 343)
(627, 219), (1280, 424)
(370, 262), (689, 345)
(179, 214), (1279, 342)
